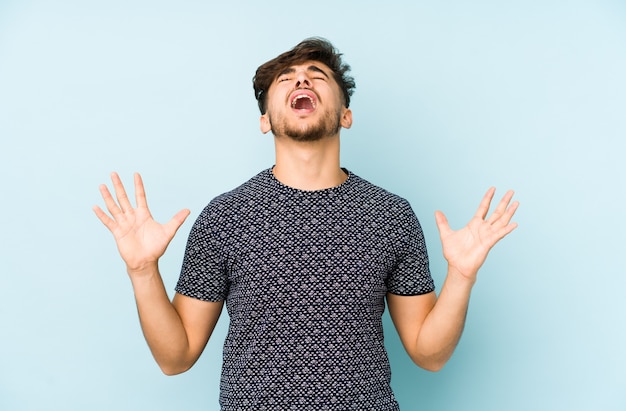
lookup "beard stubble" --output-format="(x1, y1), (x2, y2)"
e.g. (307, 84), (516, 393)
(268, 109), (342, 142)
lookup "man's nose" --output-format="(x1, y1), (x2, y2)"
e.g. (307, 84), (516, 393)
(295, 72), (311, 88)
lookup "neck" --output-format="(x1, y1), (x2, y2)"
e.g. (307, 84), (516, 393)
(272, 134), (346, 191)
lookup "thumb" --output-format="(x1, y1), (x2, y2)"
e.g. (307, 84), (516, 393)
(434, 210), (452, 237)
(164, 208), (191, 235)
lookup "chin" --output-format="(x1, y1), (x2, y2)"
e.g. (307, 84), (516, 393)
(276, 123), (341, 142)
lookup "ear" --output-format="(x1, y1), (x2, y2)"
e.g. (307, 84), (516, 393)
(260, 113), (271, 134)
(340, 108), (353, 129)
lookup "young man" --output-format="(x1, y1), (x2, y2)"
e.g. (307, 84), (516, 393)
(94, 38), (519, 410)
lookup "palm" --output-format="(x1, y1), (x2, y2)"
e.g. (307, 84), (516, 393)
(435, 188), (519, 281)
(109, 206), (173, 265)
(94, 172), (190, 272)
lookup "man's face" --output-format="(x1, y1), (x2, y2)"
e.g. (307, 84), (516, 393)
(260, 61), (352, 141)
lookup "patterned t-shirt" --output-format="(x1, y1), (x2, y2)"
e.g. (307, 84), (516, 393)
(176, 168), (435, 410)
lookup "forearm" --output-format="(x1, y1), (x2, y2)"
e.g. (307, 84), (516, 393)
(414, 267), (475, 371)
(402, 187), (518, 371)
(129, 264), (194, 375)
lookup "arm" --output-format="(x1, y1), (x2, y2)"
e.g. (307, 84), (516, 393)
(130, 266), (223, 375)
(388, 187), (519, 372)
(93, 172), (222, 375)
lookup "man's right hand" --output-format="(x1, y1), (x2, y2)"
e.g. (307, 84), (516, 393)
(93, 172), (191, 276)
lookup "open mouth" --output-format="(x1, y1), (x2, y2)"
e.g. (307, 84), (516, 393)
(290, 92), (317, 111)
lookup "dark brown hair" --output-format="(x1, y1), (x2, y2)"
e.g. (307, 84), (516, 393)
(253, 37), (356, 114)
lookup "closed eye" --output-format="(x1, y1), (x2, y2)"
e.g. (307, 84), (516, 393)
(307, 65), (330, 79)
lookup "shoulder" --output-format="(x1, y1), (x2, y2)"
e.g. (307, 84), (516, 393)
(194, 169), (273, 225)
(348, 172), (413, 212)
(208, 169), (272, 207)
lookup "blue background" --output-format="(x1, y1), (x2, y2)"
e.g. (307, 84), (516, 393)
(1, 1), (624, 410)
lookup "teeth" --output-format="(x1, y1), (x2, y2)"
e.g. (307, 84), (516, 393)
(291, 94), (315, 108)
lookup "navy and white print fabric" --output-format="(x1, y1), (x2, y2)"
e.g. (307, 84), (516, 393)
(176, 168), (434, 410)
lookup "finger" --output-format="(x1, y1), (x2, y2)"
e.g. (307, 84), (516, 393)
(111, 172), (133, 213)
(92, 204), (116, 231)
(474, 187), (496, 220)
(498, 199), (520, 227)
(489, 201), (519, 243)
(434, 210), (452, 237)
(99, 182), (123, 218)
(495, 220), (519, 241)
(485, 190), (515, 225)
(134, 173), (149, 209)
(164, 208), (191, 236)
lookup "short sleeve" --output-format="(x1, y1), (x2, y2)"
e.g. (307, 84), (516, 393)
(175, 205), (228, 301)
(385, 200), (435, 296)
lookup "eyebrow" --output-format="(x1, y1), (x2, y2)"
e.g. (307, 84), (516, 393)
(276, 65), (330, 79)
